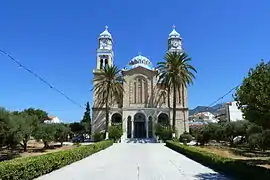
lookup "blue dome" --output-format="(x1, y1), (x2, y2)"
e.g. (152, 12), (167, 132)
(169, 26), (181, 39)
(123, 54), (154, 71)
(99, 26), (112, 39)
(129, 55), (151, 66)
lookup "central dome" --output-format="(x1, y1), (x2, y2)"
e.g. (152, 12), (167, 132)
(123, 54), (154, 71)
(129, 54), (152, 66)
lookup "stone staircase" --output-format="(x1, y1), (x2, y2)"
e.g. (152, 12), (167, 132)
(121, 138), (157, 143)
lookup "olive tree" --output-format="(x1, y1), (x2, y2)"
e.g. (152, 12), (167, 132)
(235, 61), (270, 129)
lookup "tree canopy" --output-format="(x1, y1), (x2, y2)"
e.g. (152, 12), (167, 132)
(235, 61), (270, 129)
(22, 108), (48, 123)
(0, 107), (72, 151)
(69, 122), (85, 135)
(81, 102), (91, 124)
(157, 51), (196, 133)
(81, 102), (91, 137)
(93, 65), (124, 138)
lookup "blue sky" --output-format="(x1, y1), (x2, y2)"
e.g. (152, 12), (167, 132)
(0, 1), (269, 122)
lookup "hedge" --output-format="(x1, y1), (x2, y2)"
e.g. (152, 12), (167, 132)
(0, 140), (113, 180)
(166, 140), (270, 180)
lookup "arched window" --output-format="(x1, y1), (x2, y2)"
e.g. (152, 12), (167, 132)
(158, 113), (170, 125)
(133, 77), (148, 104)
(138, 79), (142, 103)
(100, 59), (103, 69)
(143, 80), (147, 103)
(133, 81), (137, 103)
(160, 91), (166, 104)
(111, 113), (122, 126)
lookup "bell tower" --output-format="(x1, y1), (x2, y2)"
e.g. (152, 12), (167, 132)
(96, 26), (114, 70)
(168, 25), (183, 52)
(92, 26), (114, 135)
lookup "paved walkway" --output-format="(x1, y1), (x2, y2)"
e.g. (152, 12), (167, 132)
(36, 142), (230, 180)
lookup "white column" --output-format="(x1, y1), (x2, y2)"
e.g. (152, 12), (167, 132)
(123, 116), (127, 138)
(131, 120), (134, 138)
(108, 56), (112, 66)
(97, 56), (100, 69)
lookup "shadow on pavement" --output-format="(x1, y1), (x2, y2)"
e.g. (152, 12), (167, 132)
(194, 173), (231, 180)
(125, 138), (158, 144)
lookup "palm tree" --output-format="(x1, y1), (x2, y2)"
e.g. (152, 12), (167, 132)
(157, 51), (197, 134)
(93, 65), (123, 139)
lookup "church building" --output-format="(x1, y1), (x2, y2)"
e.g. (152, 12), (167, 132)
(92, 26), (188, 139)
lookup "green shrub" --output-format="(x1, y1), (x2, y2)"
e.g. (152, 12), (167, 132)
(109, 125), (122, 142)
(248, 130), (270, 150)
(248, 133), (262, 149)
(247, 123), (262, 136)
(155, 124), (172, 141)
(194, 125), (212, 146)
(261, 130), (270, 149)
(166, 140), (270, 180)
(179, 132), (193, 144)
(0, 140), (113, 180)
(93, 132), (105, 142)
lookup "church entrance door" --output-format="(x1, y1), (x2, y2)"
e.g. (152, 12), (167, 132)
(134, 113), (146, 138)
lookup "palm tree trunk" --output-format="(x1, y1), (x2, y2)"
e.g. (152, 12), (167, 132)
(182, 85), (186, 132)
(172, 82), (176, 133)
(105, 95), (109, 139)
(167, 87), (171, 108)
(105, 83), (111, 139)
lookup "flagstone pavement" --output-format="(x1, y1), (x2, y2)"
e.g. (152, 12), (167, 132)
(36, 141), (231, 180)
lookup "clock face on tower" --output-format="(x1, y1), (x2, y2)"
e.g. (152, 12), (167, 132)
(172, 40), (179, 48)
(101, 39), (108, 48)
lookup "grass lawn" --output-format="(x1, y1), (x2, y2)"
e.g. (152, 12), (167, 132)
(196, 145), (270, 169)
(0, 140), (77, 161)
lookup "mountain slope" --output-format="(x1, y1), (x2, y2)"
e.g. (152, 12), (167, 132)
(189, 104), (224, 116)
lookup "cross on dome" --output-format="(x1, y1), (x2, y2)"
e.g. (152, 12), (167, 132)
(172, 24), (176, 29)
(105, 25), (108, 30)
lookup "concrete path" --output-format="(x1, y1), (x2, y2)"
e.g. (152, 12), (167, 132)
(36, 142), (230, 180)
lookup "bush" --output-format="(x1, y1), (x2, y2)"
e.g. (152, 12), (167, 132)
(155, 124), (173, 141)
(248, 133), (262, 149)
(166, 140), (270, 180)
(248, 130), (270, 150)
(247, 123), (262, 136)
(192, 125), (212, 146)
(93, 132), (105, 142)
(261, 130), (270, 149)
(179, 132), (193, 144)
(208, 123), (225, 141)
(109, 125), (122, 142)
(0, 140), (113, 180)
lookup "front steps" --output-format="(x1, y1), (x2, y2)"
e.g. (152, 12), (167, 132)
(121, 138), (157, 143)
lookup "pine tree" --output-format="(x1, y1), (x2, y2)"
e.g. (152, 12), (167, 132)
(81, 102), (91, 137)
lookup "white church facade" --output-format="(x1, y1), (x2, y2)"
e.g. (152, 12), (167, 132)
(92, 26), (189, 139)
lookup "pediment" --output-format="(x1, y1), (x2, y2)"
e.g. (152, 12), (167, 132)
(122, 66), (157, 77)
